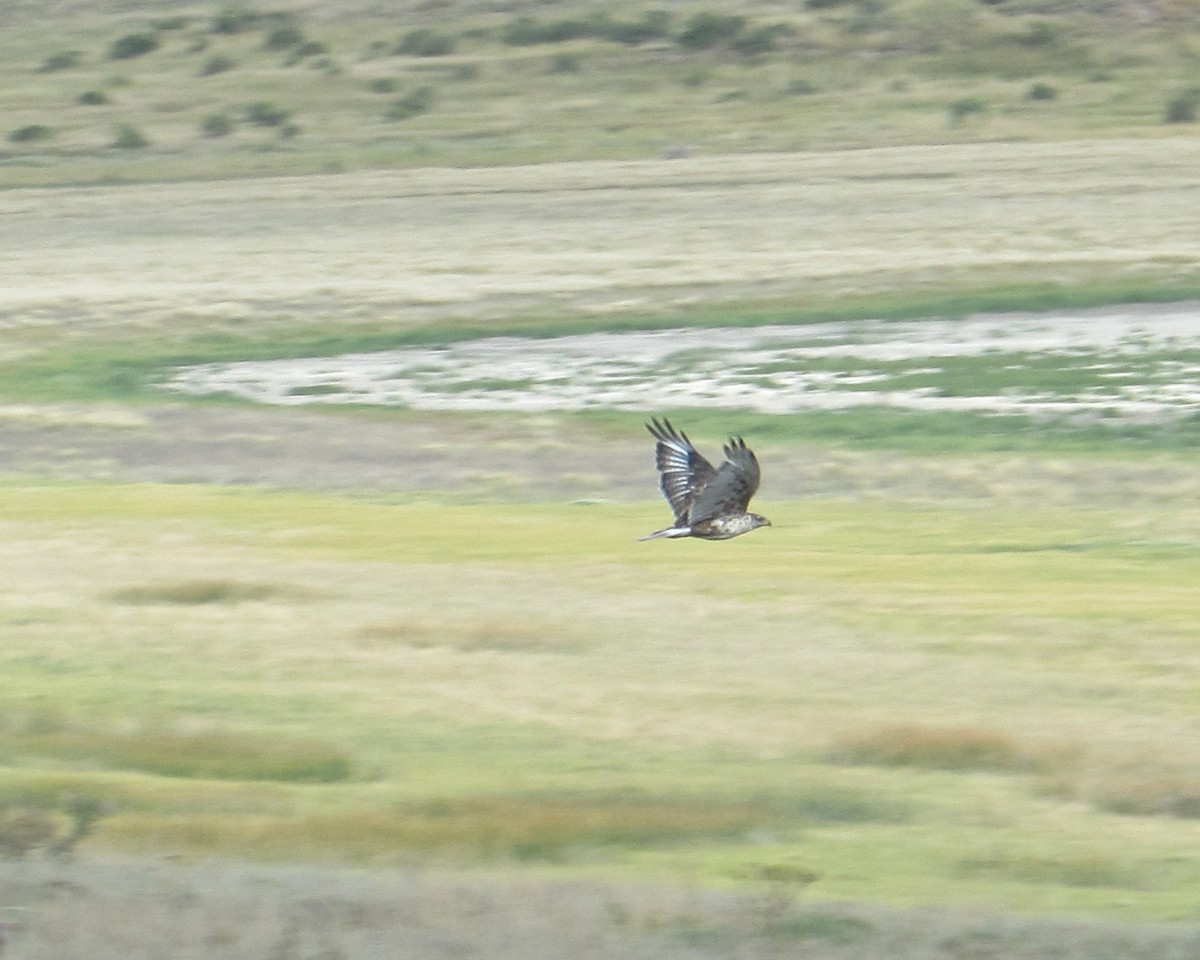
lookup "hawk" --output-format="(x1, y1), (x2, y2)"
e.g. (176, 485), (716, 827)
(640, 418), (771, 541)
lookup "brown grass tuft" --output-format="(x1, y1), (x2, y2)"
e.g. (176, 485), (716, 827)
(828, 723), (1042, 773)
(1083, 774), (1200, 820)
(107, 794), (805, 861)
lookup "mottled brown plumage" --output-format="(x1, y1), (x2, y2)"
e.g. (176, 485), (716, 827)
(640, 418), (770, 541)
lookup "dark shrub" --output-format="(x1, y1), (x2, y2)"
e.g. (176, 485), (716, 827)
(212, 6), (260, 34)
(201, 112), (234, 137)
(948, 96), (986, 122)
(8, 125), (54, 143)
(1164, 87), (1200, 124)
(1013, 21), (1058, 47)
(110, 32), (159, 60)
(1026, 81), (1057, 101)
(396, 28), (455, 56)
(732, 23), (785, 55)
(244, 101), (291, 126)
(38, 50), (81, 72)
(200, 54), (236, 76)
(291, 40), (328, 59)
(368, 77), (399, 93)
(77, 90), (109, 105)
(502, 15), (594, 45)
(502, 15), (542, 45)
(548, 53), (581, 73)
(385, 86), (434, 120)
(605, 10), (672, 45)
(264, 24), (305, 49)
(112, 124), (149, 148)
(676, 12), (746, 50)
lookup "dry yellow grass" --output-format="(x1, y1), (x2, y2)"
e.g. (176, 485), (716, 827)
(4, 139), (1200, 367)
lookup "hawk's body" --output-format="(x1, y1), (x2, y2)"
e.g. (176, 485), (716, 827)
(640, 418), (770, 541)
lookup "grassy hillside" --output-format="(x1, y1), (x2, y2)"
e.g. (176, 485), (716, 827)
(3, 0), (1200, 184)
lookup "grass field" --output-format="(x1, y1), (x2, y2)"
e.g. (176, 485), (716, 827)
(4, 1), (1200, 956)
(3, 480), (1200, 923)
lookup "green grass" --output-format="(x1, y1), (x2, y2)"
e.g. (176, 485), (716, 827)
(2, 481), (1200, 918)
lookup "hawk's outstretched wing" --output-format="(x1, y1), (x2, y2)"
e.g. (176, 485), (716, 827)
(646, 418), (715, 525)
(688, 436), (760, 523)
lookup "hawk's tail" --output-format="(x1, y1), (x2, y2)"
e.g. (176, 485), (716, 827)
(638, 526), (691, 541)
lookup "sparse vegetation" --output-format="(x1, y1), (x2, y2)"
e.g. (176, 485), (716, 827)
(290, 39), (327, 61)
(395, 28), (455, 57)
(199, 53), (236, 76)
(37, 49), (80, 72)
(212, 6), (261, 35)
(200, 111), (234, 136)
(502, 14), (596, 46)
(676, 11), (747, 49)
(366, 76), (398, 93)
(110, 122), (148, 148)
(548, 52), (582, 74)
(243, 100), (290, 127)
(948, 95), (986, 122)
(1, 1), (1200, 181)
(384, 85), (433, 120)
(108, 32), (158, 60)
(1164, 86), (1200, 123)
(263, 24), (305, 51)
(8, 123), (53, 142)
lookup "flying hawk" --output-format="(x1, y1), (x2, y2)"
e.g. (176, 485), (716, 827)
(640, 418), (771, 541)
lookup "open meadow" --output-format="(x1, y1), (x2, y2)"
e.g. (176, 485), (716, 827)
(4, 1), (1200, 957)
